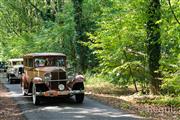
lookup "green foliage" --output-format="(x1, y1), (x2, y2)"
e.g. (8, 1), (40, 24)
(0, 0), (179, 96)
(87, 0), (148, 87)
(138, 96), (180, 107)
(112, 61), (148, 84)
(0, 0), (76, 64)
(161, 68), (180, 95)
(160, 0), (180, 96)
(86, 0), (179, 95)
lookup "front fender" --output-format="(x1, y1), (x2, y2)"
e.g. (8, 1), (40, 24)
(68, 75), (85, 89)
(21, 73), (28, 88)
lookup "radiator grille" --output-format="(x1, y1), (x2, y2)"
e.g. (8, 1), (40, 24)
(49, 71), (67, 90)
(51, 72), (66, 80)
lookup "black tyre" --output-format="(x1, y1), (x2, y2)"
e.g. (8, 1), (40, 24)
(73, 83), (84, 104)
(9, 78), (13, 84)
(22, 87), (28, 96)
(32, 83), (40, 105)
(75, 93), (84, 103)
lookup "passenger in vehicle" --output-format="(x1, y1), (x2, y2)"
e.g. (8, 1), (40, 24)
(35, 60), (40, 67)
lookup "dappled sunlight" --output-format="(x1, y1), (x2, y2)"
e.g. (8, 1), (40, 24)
(1, 83), (143, 119)
(41, 106), (63, 111)
(0, 84), (29, 98)
(0, 73), (143, 120)
(7, 91), (22, 97)
(18, 104), (143, 119)
(74, 115), (86, 119)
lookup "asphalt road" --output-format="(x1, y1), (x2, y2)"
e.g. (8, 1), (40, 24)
(0, 73), (143, 120)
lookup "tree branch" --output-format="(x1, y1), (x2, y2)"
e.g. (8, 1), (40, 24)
(0, 10), (20, 36)
(26, 0), (46, 21)
(167, 0), (180, 24)
(126, 48), (146, 56)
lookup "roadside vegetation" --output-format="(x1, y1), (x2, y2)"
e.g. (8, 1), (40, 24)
(0, 0), (179, 119)
(85, 73), (180, 107)
(85, 75), (180, 119)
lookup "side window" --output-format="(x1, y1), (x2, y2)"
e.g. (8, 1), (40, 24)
(56, 58), (65, 67)
(28, 58), (33, 67)
(8, 61), (12, 68)
(34, 58), (46, 67)
(12, 61), (17, 66)
(23, 58), (26, 66)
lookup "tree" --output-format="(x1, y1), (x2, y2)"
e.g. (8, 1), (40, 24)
(0, 0), (75, 60)
(72, 0), (87, 72)
(146, 0), (161, 95)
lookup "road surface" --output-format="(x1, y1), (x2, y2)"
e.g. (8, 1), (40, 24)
(0, 73), (144, 120)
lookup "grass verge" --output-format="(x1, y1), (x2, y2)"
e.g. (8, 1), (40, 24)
(85, 75), (180, 120)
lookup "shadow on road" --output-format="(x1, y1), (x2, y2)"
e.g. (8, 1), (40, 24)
(0, 73), (144, 120)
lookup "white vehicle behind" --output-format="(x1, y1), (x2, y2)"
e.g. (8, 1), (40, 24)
(6, 58), (23, 84)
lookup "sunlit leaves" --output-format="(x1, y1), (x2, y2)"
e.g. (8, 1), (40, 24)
(87, 0), (147, 85)
(86, 0), (179, 95)
(0, 0), (75, 61)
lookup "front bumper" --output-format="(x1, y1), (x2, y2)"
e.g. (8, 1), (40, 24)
(9, 76), (20, 80)
(36, 90), (84, 97)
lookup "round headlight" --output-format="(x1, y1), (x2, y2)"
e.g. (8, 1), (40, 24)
(44, 73), (52, 81)
(58, 84), (65, 91)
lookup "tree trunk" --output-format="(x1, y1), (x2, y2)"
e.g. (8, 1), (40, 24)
(45, 0), (55, 21)
(72, 0), (85, 72)
(146, 0), (161, 95)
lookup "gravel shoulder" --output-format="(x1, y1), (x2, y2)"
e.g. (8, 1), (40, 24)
(0, 82), (25, 120)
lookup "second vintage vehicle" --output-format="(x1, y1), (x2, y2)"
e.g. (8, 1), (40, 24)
(6, 58), (24, 84)
(21, 53), (85, 105)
